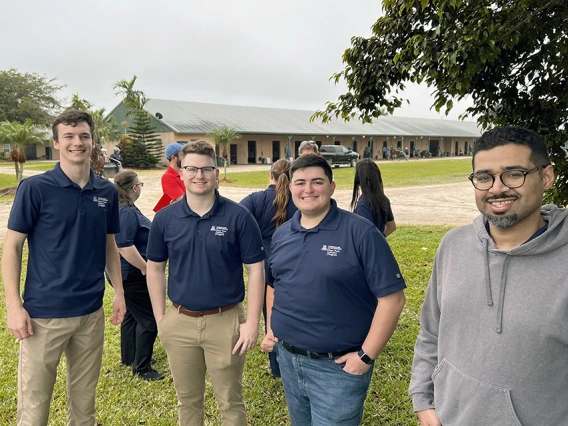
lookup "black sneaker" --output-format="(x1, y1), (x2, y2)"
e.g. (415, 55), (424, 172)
(136, 368), (164, 381)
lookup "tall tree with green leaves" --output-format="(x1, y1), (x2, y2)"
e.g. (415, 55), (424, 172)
(91, 108), (122, 146)
(114, 75), (160, 167)
(66, 93), (93, 112)
(0, 120), (48, 183)
(125, 111), (161, 168)
(209, 126), (241, 182)
(0, 68), (63, 125)
(312, 0), (568, 206)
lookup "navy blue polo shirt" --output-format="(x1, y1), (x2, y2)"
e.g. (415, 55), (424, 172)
(115, 205), (151, 279)
(147, 191), (265, 311)
(8, 163), (120, 319)
(268, 200), (405, 353)
(240, 184), (298, 282)
(353, 195), (394, 235)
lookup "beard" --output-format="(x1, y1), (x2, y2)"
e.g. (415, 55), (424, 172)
(486, 213), (519, 228)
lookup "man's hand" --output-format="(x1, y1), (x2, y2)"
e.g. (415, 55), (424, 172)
(260, 329), (279, 353)
(416, 409), (441, 426)
(110, 293), (126, 325)
(334, 351), (372, 375)
(232, 321), (259, 356)
(7, 305), (33, 340)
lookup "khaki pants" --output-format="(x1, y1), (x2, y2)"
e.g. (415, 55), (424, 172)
(158, 303), (247, 426)
(17, 308), (105, 426)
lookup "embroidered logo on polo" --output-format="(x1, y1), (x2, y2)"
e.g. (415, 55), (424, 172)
(92, 196), (108, 208)
(321, 244), (342, 257)
(210, 225), (228, 236)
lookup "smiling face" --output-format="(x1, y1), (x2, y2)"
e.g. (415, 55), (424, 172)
(473, 144), (554, 230)
(180, 153), (219, 197)
(53, 121), (93, 166)
(290, 166), (335, 219)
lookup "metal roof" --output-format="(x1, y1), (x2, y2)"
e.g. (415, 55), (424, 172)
(140, 99), (481, 138)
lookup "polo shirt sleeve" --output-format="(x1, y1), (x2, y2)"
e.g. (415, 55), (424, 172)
(359, 225), (406, 298)
(239, 193), (255, 216)
(353, 199), (375, 224)
(386, 197), (394, 221)
(7, 178), (39, 234)
(115, 208), (137, 248)
(107, 187), (120, 234)
(162, 170), (185, 200)
(237, 210), (266, 265)
(146, 213), (169, 262)
(266, 227), (282, 287)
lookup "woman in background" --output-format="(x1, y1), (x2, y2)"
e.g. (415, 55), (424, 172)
(351, 159), (396, 237)
(114, 171), (163, 381)
(240, 158), (297, 378)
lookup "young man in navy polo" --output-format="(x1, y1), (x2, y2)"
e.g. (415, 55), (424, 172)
(2, 110), (126, 425)
(261, 155), (406, 426)
(146, 140), (265, 426)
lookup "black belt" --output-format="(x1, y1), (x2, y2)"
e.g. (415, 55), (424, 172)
(280, 340), (360, 360)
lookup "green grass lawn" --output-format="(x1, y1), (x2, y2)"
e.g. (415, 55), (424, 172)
(0, 225), (450, 425)
(0, 159), (471, 192)
(0, 173), (17, 190)
(219, 159), (472, 190)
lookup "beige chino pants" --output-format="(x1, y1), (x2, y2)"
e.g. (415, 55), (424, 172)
(158, 303), (247, 426)
(17, 308), (105, 426)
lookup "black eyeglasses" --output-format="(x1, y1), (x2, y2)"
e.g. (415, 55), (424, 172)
(181, 166), (216, 175)
(468, 165), (547, 190)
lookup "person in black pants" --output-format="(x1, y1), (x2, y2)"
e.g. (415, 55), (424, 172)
(114, 171), (164, 381)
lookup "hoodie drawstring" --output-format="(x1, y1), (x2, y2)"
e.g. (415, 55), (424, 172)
(483, 238), (493, 307)
(483, 238), (510, 334)
(495, 254), (511, 334)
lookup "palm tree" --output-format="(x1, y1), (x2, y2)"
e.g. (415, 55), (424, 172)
(90, 108), (122, 145)
(209, 126), (241, 182)
(113, 75), (147, 115)
(0, 120), (48, 183)
(67, 93), (92, 111)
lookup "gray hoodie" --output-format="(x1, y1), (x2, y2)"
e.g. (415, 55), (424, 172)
(409, 205), (568, 425)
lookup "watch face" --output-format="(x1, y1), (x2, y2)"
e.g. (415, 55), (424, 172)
(358, 350), (373, 365)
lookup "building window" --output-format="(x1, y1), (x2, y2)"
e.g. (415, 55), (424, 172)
(3, 144), (10, 154)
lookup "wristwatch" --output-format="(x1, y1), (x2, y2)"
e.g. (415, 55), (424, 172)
(358, 349), (373, 365)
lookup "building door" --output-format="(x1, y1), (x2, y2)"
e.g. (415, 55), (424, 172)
(352, 141), (358, 153)
(464, 141), (469, 155)
(24, 144), (37, 160)
(272, 141), (280, 161)
(455, 141), (459, 156)
(248, 141), (256, 164)
(230, 144), (237, 164)
(45, 147), (52, 160)
(430, 140), (440, 156)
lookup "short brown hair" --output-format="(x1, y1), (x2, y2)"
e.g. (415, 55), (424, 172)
(181, 140), (216, 162)
(52, 110), (95, 142)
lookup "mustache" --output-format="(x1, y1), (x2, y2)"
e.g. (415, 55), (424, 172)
(484, 193), (520, 202)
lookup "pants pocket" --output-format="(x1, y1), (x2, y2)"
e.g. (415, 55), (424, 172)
(432, 358), (522, 426)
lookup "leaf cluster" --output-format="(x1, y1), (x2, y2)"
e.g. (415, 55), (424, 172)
(312, 1), (568, 205)
(0, 68), (63, 126)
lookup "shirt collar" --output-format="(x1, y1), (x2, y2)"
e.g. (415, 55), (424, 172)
(290, 199), (341, 233)
(51, 162), (103, 189)
(178, 190), (226, 218)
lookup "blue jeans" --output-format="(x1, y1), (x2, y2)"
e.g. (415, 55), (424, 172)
(275, 341), (374, 426)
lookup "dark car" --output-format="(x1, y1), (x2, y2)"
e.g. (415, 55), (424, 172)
(319, 145), (360, 167)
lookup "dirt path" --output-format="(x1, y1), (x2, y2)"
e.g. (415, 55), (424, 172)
(0, 166), (479, 242)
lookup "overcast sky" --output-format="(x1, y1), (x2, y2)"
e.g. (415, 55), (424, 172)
(1, 0), (473, 121)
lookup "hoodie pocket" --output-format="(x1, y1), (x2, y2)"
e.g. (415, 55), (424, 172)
(432, 358), (522, 426)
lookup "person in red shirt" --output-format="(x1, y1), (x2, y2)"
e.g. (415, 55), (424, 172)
(153, 143), (186, 212)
